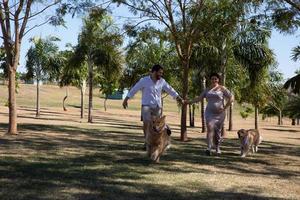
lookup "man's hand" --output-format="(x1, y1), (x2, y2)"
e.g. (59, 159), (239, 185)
(122, 97), (129, 109)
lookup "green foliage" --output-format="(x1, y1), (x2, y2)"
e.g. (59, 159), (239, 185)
(62, 9), (124, 97)
(233, 21), (275, 110)
(60, 47), (88, 88)
(292, 45), (300, 62)
(121, 27), (180, 91)
(233, 23), (274, 84)
(264, 0), (300, 34)
(25, 36), (63, 82)
(284, 96), (300, 118)
(0, 47), (7, 79)
(48, 0), (99, 26)
(240, 105), (254, 119)
(284, 74), (300, 94)
(260, 74), (288, 119)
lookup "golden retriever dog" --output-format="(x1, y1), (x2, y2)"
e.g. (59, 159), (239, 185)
(237, 129), (262, 157)
(145, 115), (171, 163)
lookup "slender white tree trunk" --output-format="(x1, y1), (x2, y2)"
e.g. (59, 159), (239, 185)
(36, 79), (40, 117)
(63, 87), (69, 111)
(88, 58), (93, 123)
(80, 80), (86, 119)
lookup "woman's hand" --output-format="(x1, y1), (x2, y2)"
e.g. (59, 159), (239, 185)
(217, 107), (225, 113)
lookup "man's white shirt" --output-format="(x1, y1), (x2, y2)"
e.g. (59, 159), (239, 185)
(127, 75), (179, 108)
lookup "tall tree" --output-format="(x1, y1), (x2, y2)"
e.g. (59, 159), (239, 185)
(60, 47), (88, 119)
(73, 8), (123, 122)
(234, 23), (275, 129)
(94, 40), (123, 111)
(262, 0), (300, 94)
(284, 96), (300, 120)
(284, 48), (300, 94)
(261, 65), (288, 125)
(25, 36), (62, 117)
(0, 0), (100, 134)
(113, 0), (207, 141)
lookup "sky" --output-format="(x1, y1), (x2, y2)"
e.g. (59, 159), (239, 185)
(17, 5), (300, 81)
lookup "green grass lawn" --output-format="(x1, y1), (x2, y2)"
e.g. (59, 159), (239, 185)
(0, 84), (299, 200)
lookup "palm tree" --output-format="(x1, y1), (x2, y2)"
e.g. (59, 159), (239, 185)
(284, 96), (300, 120)
(25, 36), (62, 117)
(60, 47), (88, 119)
(68, 8), (123, 122)
(233, 23), (275, 129)
(283, 46), (300, 94)
(94, 44), (123, 111)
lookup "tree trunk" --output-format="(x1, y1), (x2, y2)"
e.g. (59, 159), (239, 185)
(192, 104), (195, 127)
(180, 60), (189, 141)
(278, 110), (282, 125)
(297, 118), (299, 125)
(201, 77), (206, 133)
(104, 98), (107, 111)
(291, 118), (296, 126)
(8, 67), (17, 134)
(228, 103), (233, 131)
(88, 58), (93, 123)
(80, 80), (86, 119)
(63, 87), (69, 111)
(189, 104), (195, 127)
(220, 42), (228, 137)
(36, 79), (40, 117)
(255, 106), (259, 129)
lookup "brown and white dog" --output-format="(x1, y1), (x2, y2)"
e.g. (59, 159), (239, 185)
(237, 129), (262, 157)
(145, 115), (171, 163)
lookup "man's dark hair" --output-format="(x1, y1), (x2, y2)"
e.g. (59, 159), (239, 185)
(209, 72), (221, 80)
(151, 64), (163, 72)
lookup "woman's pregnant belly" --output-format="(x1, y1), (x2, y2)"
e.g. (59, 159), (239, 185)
(206, 101), (223, 114)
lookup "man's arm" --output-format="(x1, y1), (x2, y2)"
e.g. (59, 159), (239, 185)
(162, 81), (182, 101)
(122, 78), (144, 109)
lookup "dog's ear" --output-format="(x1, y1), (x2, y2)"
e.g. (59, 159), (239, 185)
(237, 129), (246, 138)
(160, 115), (166, 122)
(151, 115), (159, 123)
(237, 131), (241, 138)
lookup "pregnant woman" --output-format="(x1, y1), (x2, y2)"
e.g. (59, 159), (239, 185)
(187, 73), (234, 156)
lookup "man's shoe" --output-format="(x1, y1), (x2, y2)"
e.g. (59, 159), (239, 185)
(205, 149), (211, 156)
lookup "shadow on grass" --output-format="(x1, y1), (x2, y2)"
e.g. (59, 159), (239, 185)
(0, 122), (298, 200)
(263, 128), (300, 133)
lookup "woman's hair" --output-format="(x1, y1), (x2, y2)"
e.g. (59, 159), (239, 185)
(209, 72), (221, 80)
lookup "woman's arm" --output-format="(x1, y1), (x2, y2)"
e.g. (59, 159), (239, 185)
(224, 95), (234, 109)
(188, 90), (207, 104)
(221, 86), (234, 109)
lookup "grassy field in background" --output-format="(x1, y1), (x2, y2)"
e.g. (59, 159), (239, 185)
(0, 84), (299, 200)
